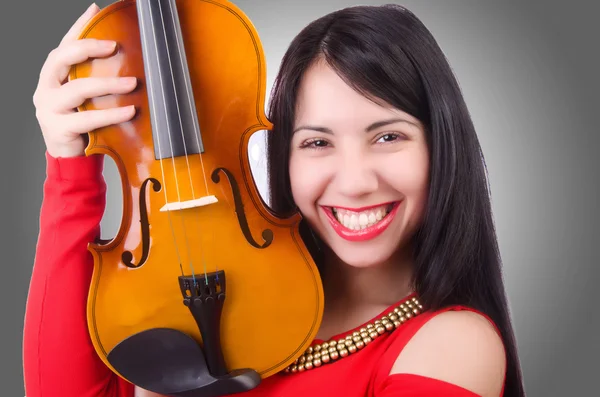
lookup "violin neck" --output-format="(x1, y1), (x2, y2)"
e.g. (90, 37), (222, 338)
(136, 0), (204, 160)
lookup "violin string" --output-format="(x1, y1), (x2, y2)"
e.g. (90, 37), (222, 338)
(143, 0), (186, 278)
(156, 0), (199, 284)
(167, 0), (211, 198)
(167, 0), (214, 283)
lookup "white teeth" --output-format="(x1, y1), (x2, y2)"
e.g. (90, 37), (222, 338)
(359, 213), (368, 227)
(350, 214), (358, 230)
(368, 213), (376, 224)
(332, 204), (393, 230)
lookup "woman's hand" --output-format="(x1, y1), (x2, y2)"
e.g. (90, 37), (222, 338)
(33, 3), (137, 158)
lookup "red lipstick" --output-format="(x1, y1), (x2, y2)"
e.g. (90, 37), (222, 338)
(322, 201), (401, 242)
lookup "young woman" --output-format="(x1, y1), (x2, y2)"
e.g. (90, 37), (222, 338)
(23, 2), (526, 397)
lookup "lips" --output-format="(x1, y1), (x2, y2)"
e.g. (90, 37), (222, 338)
(321, 201), (401, 242)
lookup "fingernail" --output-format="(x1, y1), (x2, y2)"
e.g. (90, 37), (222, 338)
(86, 3), (98, 14)
(121, 77), (137, 85)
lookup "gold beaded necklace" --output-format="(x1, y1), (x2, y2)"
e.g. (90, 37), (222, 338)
(284, 295), (423, 374)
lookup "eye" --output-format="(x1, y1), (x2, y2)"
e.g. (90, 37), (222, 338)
(375, 133), (404, 144)
(299, 138), (331, 149)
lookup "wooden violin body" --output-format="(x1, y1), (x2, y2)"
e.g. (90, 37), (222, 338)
(69, 0), (323, 395)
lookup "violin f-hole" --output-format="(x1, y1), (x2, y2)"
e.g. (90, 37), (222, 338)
(122, 177), (161, 268)
(211, 167), (273, 249)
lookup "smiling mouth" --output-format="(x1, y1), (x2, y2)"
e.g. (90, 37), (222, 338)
(322, 202), (401, 242)
(331, 204), (394, 230)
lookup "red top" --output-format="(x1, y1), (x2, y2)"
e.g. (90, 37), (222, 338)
(23, 152), (506, 397)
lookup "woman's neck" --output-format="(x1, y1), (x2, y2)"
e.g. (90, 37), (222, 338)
(315, 246), (415, 340)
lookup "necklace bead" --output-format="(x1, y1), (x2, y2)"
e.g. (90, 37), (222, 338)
(283, 296), (423, 374)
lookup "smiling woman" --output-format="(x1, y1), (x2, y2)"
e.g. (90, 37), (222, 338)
(289, 59), (429, 267)
(265, 3), (525, 396)
(24, 2), (524, 397)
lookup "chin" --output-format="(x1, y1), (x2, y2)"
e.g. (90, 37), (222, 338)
(334, 250), (389, 269)
(327, 244), (397, 269)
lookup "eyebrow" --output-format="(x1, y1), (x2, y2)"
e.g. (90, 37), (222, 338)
(292, 117), (419, 134)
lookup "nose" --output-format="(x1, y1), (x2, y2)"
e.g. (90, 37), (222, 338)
(334, 148), (378, 198)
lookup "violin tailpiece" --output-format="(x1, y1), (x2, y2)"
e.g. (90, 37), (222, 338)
(179, 271), (228, 376)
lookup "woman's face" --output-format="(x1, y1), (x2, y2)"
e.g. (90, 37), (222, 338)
(289, 60), (430, 268)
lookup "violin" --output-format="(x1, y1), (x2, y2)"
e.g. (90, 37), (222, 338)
(69, 0), (324, 395)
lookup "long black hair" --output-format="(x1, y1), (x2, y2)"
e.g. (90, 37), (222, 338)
(266, 4), (525, 396)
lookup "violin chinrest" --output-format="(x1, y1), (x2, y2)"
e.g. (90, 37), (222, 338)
(107, 328), (261, 397)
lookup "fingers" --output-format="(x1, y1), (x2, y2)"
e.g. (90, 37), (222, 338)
(60, 3), (100, 45)
(39, 39), (117, 88)
(33, 3), (137, 159)
(48, 76), (138, 112)
(61, 105), (137, 137)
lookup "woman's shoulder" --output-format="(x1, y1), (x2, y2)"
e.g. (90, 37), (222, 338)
(388, 304), (506, 397)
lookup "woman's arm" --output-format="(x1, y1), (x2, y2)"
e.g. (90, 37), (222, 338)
(389, 310), (506, 397)
(23, 152), (133, 397)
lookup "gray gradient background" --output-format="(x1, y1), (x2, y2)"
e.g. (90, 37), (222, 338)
(1, 0), (598, 396)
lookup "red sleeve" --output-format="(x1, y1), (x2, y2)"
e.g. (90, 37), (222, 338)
(22, 151), (133, 397)
(377, 374), (480, 396)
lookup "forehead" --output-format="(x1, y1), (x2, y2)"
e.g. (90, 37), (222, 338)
(294, 60), (419, 128)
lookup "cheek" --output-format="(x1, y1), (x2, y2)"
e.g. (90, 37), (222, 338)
(380, 147), (429, 217)
(289, 153), (331, 214)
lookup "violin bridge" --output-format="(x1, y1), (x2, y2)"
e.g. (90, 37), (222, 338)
(159, 195), (218, 212)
